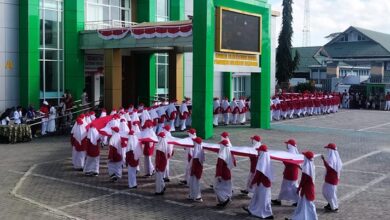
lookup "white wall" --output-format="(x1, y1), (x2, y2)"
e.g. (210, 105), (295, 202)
(0, 0), (19, 112)
(270, 14), (278, 97)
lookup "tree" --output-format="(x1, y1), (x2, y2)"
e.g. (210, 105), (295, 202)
(276, 0), (300, 87)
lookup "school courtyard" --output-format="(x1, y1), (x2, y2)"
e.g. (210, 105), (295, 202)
(0, 109), (389, 220)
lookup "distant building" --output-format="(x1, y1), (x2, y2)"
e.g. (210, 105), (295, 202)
(292, 26), (390, 91)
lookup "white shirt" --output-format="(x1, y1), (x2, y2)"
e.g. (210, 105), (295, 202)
(13, 111), (21, 124)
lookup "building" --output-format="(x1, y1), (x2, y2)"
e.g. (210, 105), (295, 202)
(292, 26), (390, 91)
(0, 0), (277, 138)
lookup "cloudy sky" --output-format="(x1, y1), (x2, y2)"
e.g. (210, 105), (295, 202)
(269, 0), (390, 47)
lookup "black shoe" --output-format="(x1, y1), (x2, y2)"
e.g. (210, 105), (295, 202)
(144, 174), (151, 177)
(179, 180), (187, 185)
(209, 184), (214, 189)
(155, 191), (164, 195)
(262, 216), (274, 219)
(240, 190), (249, 195)
(129, 185), (137, 189)
(111, 176), (118, 182)
(271, 199), (281, 206)
(75, 168), (83, 171)
(242, 206), (251, 215)
(324, 203), (331, 210)
(219, 198), (230, 208)
(163, 187), (166, 192)
(285, 218), (291, 220)
(292, 202), (297, 207)
(92, 172), (99, 177)
(164, 178), (170, 182)
(85, 172), (92, 176)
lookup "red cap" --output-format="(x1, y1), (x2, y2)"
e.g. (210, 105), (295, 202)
(221, 132), (229, 138)
(219, 139), (229, 146)
(302, 151), (314, 160)
(76, 118), (83, 125)
(251, 135), (262, 142)
(284, 139), (297, 146)
(113, 114), (120, 119)
(158, 132), (166, 138)
(187, 128), (196, 135)
(324, 143), (337, 150)
(128, 130), (135, 135)
(90, 111), (95, 115)
(111, 127), (119, 133)
(256, 144), (268, 152)
(79, 114), (85, 119)
(163, 124), (171, 131)
(193, 137), (202, 144)
(120, 118), (126, 122)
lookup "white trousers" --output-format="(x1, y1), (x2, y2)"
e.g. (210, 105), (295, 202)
(180, 119), (187, 131)
(213, 114), (219, 126)
(84, 156), (100, 174)
(41, 119), (48, 135)
(144, 156), (155, 175)
(239, 113), (246, 123)
(277, 179), (299, 202)
(248, 184), (273, 218)
(155, 171), (165, 193)
(292, 196), (318, 220)
(72, 148), (86, 169)
(322, 182), (339, 209)
(231, 113), (238, 124)
(169, 120), (176, 131)
(385, 101), (390, 110)
(223, 113), (230, 125)
(164, 159), (170, 178)
(189, 175), (201, 200)
(108, 161), (122, 178)
(214, 178), (232, 203)
(128, 166), (137, 188)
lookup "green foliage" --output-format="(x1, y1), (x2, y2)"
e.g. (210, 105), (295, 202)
(275, 0), (300, 86)
(294, 82), (315, 93)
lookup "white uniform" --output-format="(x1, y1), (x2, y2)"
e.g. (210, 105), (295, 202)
(188, 140), (205, 200)
(71, 119), (87, 170)
(322, 146), (342, 210)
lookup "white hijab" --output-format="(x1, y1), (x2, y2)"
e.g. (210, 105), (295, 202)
(180, 102), (189, 114)
(119, 120), (130, 136)
(256, 150), (273, 182)
(156, 136), (169, 156)
(87, 127), (100, 146)
(326, 149), (343, 177)
(126, 132), (142, 160)
(193, 142), (205, 164)
(218, 142), (234, 170)
(140, 110), (151, 127)
(109, 130), (122, 156)
(302, 156), (316, 181)
(287, 144), (299, 154)
(221, 99), (230, 110)
(213, 99), (220, 111)
(72, 122), (87, 145)
(167, 103), (177, 115)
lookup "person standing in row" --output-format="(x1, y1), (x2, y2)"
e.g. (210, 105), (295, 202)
(188, 137), (205, 202)
(163, 125), (173, 182)
(84, 124), (101, 176)
(155, 132), (169, 195)
(243, 144), (274, 219)
(213, 97), (221, 127)
(272, 139), (300, 206)
(241, 135), (262, 195)
(125, 130), (142, 189)
(71, 117), (87, 171)
(221, 97), (231, 125)
(39, 101), (50, 135)
(286, 151), (318, 220)
(322, 143), (342, 212)
(108, 127), (123, 182)
(214, 139), (236, 207)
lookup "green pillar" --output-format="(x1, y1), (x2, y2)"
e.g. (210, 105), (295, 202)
(192, 0), (215, 138)
(136, 0), (156, 106)
(19, 0), (40, 108)
(64, 0), (85, 103)
(223, 72), (233, 100)
(170, 0), (185, 20)
(251, 7), (271, 129)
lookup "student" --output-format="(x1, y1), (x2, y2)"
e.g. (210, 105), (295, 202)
(243, 144), (274, 219)
(71, 117), (87, 171)
(241, 135), (262, 195)
(179, 128), (196, 185)
(188, 137), (205, 202)
(214, 139), (236, 207)
(322, 143), (343, 212)
(84, 125), (101, 176)
(125, 130), (142, 189)
(155, 132), (169, 195)
(108, 127), (123, 182)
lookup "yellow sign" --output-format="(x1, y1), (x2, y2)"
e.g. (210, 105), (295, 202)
(214, 52), (259, 67)
(5, 60), (14, 70)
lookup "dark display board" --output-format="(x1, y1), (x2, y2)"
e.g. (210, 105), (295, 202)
(217, 8), (261, 54)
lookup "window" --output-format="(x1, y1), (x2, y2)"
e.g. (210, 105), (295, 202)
(156, 0), (169, 22)
(233, 76), (247, 99)
(40, 0), (64, 102)
(85, 0), (131, 29)
(156, 53), (169, 95)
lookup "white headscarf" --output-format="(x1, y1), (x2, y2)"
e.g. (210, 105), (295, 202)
(149, 108), (159, 120)
(326, 149), (343, 178)
(302, 156), (315, 181)
(119, 120), (130, 136)
(213, 99), (220, 111)
(126, 132), (142, 160)
(221, 99), (230, 111)
(193, 141), (205, 164)
(252, 140), (261, 149)
(73, 121), (87, 145)
(166, 102), (177, 116)
(109, 129), (122, 156)
(140, 110), (151, 127)
(156, 135), (169, 156)
(218, 142), (235, 170)
(100, 111), (107, 118)
(180, 102), (189, 114)
(256, 149), (273, 182)
(287, 144), (299, 154)
(87, 127), (100, 146)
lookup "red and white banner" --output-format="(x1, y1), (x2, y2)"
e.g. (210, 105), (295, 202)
(97, 28), (131, 40)
(96, 23), (193, 40)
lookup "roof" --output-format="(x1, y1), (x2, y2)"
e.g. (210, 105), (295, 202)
(291, 46), (327, 72)
(324, 26), (390, 58)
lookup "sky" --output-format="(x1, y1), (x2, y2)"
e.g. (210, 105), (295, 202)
(269, 0), (390, 47)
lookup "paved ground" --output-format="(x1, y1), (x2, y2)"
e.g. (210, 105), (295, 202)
(1, 109), (390, 220)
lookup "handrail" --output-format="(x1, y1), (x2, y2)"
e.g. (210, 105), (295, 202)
(85, 20), (138, 30)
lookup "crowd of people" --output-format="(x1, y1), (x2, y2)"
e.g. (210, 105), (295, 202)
(271, 92), (341, 121)
(213, 97), (250, 126)
(70, 104), (343, 220)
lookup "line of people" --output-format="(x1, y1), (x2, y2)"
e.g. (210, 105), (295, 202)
(71, 108), (342, 220)
(271, 92), (341, 121)
(213, 96), (250, 127)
